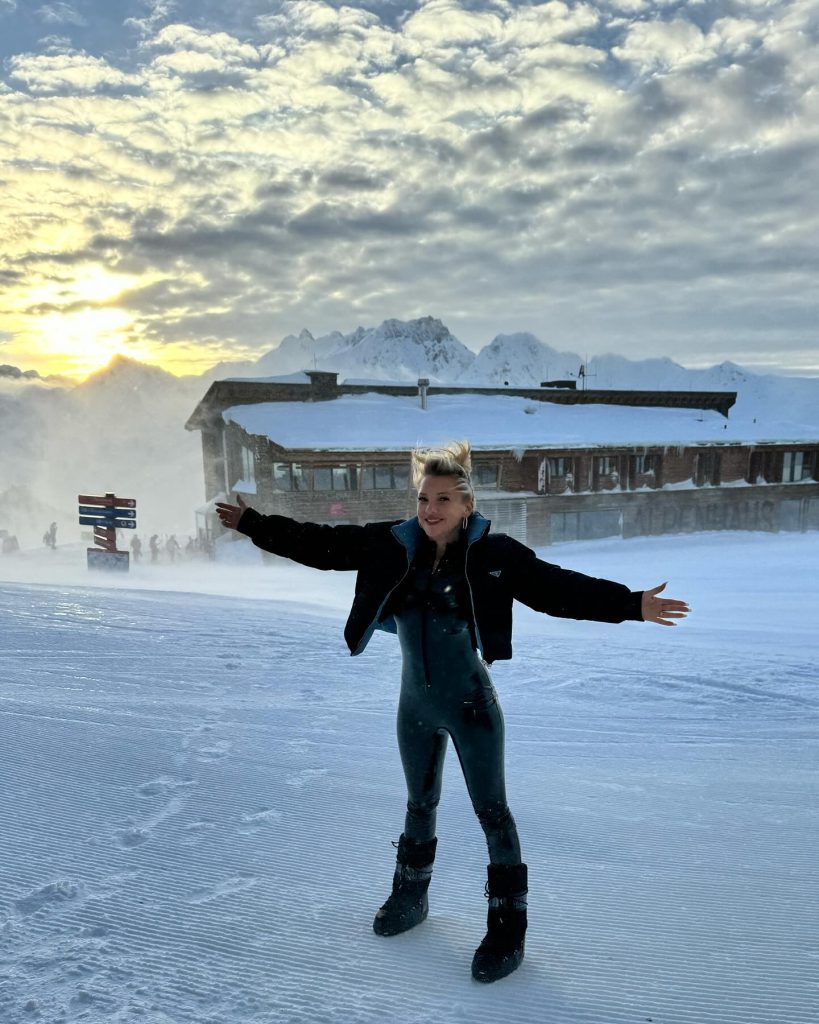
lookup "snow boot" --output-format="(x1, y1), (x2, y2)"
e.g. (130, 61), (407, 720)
(373, 834), (437, 937)
(471, 862), (528, 983)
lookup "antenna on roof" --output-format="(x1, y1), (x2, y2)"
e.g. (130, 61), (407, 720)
(578, 353), (597, 391)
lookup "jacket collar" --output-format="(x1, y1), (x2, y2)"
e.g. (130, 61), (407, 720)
(390, 510), (491, 562)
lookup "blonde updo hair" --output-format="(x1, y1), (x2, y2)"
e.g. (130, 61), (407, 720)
(410, 439), (474, 505)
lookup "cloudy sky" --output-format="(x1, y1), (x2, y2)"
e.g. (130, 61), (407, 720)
(1, 0), (817, 379)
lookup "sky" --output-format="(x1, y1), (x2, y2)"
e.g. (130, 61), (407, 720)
(1, 0), (817, 380)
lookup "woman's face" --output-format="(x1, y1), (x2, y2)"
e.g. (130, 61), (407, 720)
(417, 474), (473, 544)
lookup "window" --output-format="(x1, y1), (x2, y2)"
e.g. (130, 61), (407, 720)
(629, 453), (659, 489)
(695, 451), (721, 487)
(332, 466), (354, 490)
(551, 509), (623, 543)
(393, 464), (410, 491)
(633, 454), (656, 475)
(473, 463), (499, 487)
(313, 465), (357, 491)
(596, 456), (617, 476)
(539, 457), (573, 491)
(272, 463), (308, 491)
(748, 451), (770, 484)
(313, 467), (332, 490)
(241, 445), (256, 484)
(359, 464), (409, 490)
(272, 463), (291, 491)
(782, 451), (812, 483)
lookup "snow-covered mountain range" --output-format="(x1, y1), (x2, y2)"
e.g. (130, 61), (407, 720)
(1, 318), (817, 547)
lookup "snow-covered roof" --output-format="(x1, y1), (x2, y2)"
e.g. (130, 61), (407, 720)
(222, 392), (817, 450)
(224, 371), (311, 384)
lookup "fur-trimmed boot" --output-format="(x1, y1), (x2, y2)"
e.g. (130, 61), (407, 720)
(373, 834), (437, 937)
(471, 862), (528, 982)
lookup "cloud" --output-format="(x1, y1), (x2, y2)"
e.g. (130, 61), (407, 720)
(124, 0), (176, 37)
(0, 0), (817, 374)
(613, 18), (708, 71)
(8, 52), (143, 93)
(36, 2), (86, 27)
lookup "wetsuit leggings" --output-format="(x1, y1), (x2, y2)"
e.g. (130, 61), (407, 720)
(394, 597), (522, 865)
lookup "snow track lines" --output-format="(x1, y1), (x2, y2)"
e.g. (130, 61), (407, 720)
(1, 542), (818, 1024)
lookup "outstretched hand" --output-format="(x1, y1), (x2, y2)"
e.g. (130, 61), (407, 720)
(215, 494), (248, 531)
(641, 582), (690, 626)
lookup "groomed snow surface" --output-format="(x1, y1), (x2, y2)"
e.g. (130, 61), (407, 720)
(1, 531), (817, 1024)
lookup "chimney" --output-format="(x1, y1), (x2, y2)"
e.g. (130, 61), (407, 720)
(417, 378), (429, 410)
(305, 370), (339, 401)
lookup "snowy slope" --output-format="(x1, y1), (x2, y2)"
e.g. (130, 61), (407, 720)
(1, 531), (818, 1024)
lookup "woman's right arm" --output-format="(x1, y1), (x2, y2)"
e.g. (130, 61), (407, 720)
(216, 497), (369, 571)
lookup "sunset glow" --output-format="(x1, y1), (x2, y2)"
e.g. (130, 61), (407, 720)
(0, 0), (817, 377)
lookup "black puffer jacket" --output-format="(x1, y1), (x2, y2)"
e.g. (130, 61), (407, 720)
(236, 509), (643, 665)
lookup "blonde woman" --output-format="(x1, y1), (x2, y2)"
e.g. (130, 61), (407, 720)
(216, 440), (688, 982)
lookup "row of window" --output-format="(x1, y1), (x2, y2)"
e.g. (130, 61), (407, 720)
(266, 462), (500, 492)
(545, 455), (660, 478)
(545, 452), (815, 486)
(238, 449), (816, 493)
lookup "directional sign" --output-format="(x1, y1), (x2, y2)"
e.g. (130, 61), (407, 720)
(80, 516), (135, 528)
(79, 493), (137, 568)
(78, 494), (136, 508)
(79, 506), (136, 518)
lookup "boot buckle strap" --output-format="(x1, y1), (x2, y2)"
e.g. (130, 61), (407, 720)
(488, 893), (527, 909)
(396, 862), (434, 884)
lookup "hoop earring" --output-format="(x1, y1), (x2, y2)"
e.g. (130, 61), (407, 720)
(462, 516), (468, 530)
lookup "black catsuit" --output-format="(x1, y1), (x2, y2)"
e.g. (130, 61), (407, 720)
(387, 528), (522, 865)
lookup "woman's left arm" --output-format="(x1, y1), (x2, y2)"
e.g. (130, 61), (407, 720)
(505, 539), (688, 625)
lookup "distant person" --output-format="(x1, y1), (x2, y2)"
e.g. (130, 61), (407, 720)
(43, 522), (57, 549)
(185, 536), (195, 558)
(149, 534), (160, 563)
(130, 535), (142, 563)
(166, 535), (180, 563)
(216, 440), (690, 983)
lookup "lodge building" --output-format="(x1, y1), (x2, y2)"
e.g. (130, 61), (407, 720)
(185, 371), (819, 546)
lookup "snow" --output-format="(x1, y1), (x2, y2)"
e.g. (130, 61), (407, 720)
(1, 530), (817, 1023)
(223, 391), (817, 451)
(3, 327), (818, 553)
(224, 372), (311, 385)
(229, 477), (257, 495)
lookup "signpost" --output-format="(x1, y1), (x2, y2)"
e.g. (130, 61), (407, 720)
(78, 493), (136, 571)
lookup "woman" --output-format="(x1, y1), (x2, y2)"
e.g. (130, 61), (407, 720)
(216, 440), (689, 983)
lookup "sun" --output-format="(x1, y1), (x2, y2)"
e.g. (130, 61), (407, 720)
(37, 306), (146, 378)
(9, 265), (160, 378)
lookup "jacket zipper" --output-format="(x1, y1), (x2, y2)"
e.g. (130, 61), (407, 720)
(420, 561), (438, 690)
(464, 539), (484, 657)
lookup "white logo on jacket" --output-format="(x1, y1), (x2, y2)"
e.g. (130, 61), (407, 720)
(488, 570), (502, 577)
